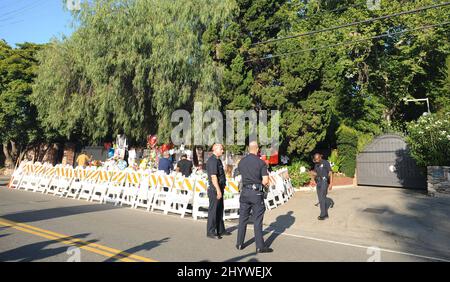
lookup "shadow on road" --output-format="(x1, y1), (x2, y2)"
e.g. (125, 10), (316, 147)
(0, 233), (96, 262)
(224, 251), (258, 262)
(1, 204), (122, 223)
(104, 237), (170, 262)
(0, 233), (10, 239)
(235, 211), (296, 249)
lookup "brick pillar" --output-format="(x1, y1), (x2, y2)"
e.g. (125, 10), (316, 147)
(63, 143), (76, 166)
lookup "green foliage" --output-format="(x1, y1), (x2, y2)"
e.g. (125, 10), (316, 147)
(328, 149), (341, 173)
(336, 125), (358, 177)
(0, 40), (49, 167)
(287, 160), (311, 187)
(405, 112), (450, 167)
(32, 0), (236, 144)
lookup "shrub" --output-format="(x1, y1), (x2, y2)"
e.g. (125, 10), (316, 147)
(405, 112), (450, 167)
(287, 161), (312, 187)
(328, 149), (342, 173)
(336, 125), (358, 177)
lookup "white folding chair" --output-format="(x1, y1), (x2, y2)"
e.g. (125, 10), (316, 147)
(45, 166), (63, 195)
(17, 162), (36, 190)
(133, 172), (153, 211)
(24, 164), (45, 192)
(151, 174), (175, 213)
(90, 170), (110, 203)
(78, 170), (100, 200)
(165, 177), (194, 218)
(103, 171), (126, 205)
(55, 166), (74, 197)
(192, 178), (210, 220)
(36, 167), (56, 194)
(120, 171), (139, 207)
(264, 175), (279, 210)
(223, 179), (240, 220)
(66, 167), (86, 199)
(8, 161), (29, 189)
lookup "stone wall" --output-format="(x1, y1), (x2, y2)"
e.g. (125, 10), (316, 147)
(427, 166), (450, 196)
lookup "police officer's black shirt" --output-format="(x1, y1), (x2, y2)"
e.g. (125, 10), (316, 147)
(314, 159), (331, 181)
(206, 154), (226, 189)
(238, 154), (269, 186)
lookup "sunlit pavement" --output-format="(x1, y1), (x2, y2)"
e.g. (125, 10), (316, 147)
(1, 185), (449, 262)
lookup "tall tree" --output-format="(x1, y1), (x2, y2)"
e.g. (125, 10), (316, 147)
(32, 0), (236, 144)
(0, 41), (45, 168)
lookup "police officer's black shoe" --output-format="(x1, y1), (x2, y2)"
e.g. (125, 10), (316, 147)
(317, 215), (329, 220)
(235, 245), (244, 250)
(207, 234), (221, 239)
(256, 247), (273, 254)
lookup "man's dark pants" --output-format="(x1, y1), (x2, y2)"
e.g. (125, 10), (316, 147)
(207, 187), (225, 236)
(236, 188), (266, 249)
(316, 179), (329, 217)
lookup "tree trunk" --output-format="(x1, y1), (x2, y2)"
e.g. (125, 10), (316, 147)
(2, 142), (14, 169)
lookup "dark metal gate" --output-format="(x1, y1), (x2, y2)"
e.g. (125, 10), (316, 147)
(356, 134), (426, 189)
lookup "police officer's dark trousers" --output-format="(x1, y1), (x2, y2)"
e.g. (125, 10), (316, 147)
(207, 187), (225, 235)
(237, 187), (266, 249)
(316, 178), (329, 217)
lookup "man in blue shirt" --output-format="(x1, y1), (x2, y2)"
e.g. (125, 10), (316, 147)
(158, 151), (173, 174)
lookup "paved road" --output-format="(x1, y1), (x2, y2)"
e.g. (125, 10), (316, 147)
(0, 186), (449, 262)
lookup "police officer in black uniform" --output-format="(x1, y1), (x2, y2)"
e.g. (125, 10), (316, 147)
(313, 153), (333, 220)
(236, 141), (273, 253)
(206, 143), (231, 239)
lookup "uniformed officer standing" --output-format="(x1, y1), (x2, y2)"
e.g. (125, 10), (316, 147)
(236, 141), (273, 253)
(313, 153), (333, 220)
(206, 144), (231, 239)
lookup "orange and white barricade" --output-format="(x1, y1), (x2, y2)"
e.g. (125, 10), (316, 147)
(119, 171), (140, 207)
(103, 170), (127, 205)
(192, 178), (209, 220)
(55, 166), (75, 197)
(66, 167), (87, 199)
(223, 179), (240, 220)
(90, 169), (110, 203)
(78, 169), (100, 201)
(133, 172), (153, 211)
(151, 174), (175, 213)
(165, 177), (195, 217)
(36, 166), (56, 193)
(24, 163), (46, 192)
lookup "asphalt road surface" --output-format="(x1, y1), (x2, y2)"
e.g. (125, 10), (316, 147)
(0, 186), (448, 262)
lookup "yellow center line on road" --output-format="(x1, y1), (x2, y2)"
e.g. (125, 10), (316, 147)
(0, 218), (158, 262)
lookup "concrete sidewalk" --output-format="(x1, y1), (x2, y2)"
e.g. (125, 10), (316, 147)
(261, 186), (450, 260)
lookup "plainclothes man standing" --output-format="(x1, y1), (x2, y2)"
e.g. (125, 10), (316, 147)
(206, 144), (231, 239)
(236, 141), (273, 253)
(177, 153), (193, 177)
(313, 153), (333, 220)
(158, 151), (173, 175)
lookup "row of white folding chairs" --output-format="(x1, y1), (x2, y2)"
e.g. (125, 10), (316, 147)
(264, 171), (294, 210)
(9, 162), (285, 220)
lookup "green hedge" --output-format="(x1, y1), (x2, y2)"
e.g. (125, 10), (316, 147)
(337, 125), (358, 177)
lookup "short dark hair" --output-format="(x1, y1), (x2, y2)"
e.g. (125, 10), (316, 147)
(181, 154), (187, 159)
